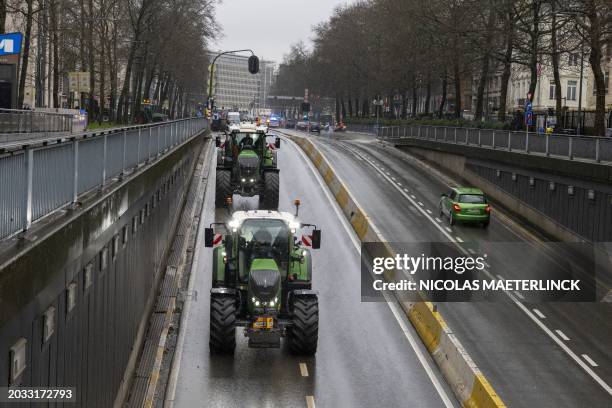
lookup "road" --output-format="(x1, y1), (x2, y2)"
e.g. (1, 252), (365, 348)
(168, 133), (459, 408)
(278, 128), (612, 407)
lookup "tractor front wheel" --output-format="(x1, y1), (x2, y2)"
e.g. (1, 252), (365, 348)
(260, 172), (279, 210)
(289, 296), (318, 355)
(215, 170), (232, 208)
(209, 295), (236, 354)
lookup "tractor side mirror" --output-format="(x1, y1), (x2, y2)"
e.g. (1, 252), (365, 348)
(275, 137), (281, 149)
(204, 228), (214, 247)
(215, 136), (221, 147)
(311, 229), (321, 249)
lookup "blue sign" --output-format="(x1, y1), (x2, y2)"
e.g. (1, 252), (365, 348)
(0, 32), (23, 56)
(524, 101), (533, 126)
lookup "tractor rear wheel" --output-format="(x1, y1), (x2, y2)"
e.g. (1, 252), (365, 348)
(215, 170), (232, 208)
(289, 297), (318, 355)
(260, 172), (279, 210)
(209, 295), (236, 354)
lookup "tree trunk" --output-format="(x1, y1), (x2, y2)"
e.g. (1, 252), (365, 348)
(498, 13), (514, 122)
(18, 0), (34, 108)
(401, 90), (407, 119)
(424, 78), (431, 115)
(550, 5), (562, 128)
(87, 0), (95, 120)
(0, 0), (6, 34)
(453, 61), (462, 118)
(528, 0), (540, 100)
(50, 0), (59, 107)
(411, 82), (417, 116)
(347, 97), (353, 118)
(438, 73), (447, 119)
(589, 42), (606, 136)
(341, 98), (346, 121)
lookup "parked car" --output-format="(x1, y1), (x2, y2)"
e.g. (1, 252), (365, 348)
(439, 187), (490, 227)
(285, 119), (296, 129)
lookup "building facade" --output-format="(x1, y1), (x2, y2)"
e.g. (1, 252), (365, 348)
(208, 52), (275, 113)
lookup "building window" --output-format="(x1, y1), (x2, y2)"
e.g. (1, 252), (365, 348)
(549, 80), (556, 100)
(568, 53), (579, 67)
(567, 80), (577, 101)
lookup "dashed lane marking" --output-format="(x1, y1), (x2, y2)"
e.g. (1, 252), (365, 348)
(582, 355), (598, 367)
(426, 209), (432, 214)
(513, 290), (525, 300)
(533, 309), (546, 319)
(456, 236), (464, 243)
(435, 218), (442, 223)
(299, 363), (309, 377)
(555, 330), (570, 341)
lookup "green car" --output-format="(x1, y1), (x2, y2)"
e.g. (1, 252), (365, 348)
(439, 187), (491, 227)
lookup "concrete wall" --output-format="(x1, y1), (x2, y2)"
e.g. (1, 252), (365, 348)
(0, 134), (205, 407)
(397, 142), (612, 242)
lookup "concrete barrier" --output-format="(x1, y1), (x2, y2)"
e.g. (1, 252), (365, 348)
(286, 133), (506, 408)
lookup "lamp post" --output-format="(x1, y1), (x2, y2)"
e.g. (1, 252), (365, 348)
(207, 49), (259, 113)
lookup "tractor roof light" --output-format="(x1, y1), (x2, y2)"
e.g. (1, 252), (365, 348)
(228, 219), (240, 229)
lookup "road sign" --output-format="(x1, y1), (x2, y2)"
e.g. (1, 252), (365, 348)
(0, 32), (22, 56)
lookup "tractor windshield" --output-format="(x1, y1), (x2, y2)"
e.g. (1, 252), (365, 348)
(237, 219), (290, 282)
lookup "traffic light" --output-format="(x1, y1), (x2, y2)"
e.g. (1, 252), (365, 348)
(248, 55), (259, 74)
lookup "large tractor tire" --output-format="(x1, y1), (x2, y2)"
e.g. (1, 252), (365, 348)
(215, 169), (232, 208)
(260, 172), (279, 210)
(209, 295), (236, 354)
(289, 296), (318, 355)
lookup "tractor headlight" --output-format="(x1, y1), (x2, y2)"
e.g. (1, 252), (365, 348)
(269, 300), (275, 307)
(250, 178), (254, 183)
(241, 178), (246, 183)
(289, 221), (300, 230)
(228, 219), (239, 229)
(255, 300), (260, 307)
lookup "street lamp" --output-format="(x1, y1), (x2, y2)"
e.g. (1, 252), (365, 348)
(373, 97), (383, 134)
(207, 49), (259, 113)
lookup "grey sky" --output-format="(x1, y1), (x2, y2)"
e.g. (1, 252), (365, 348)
(212, 0), (355, 64)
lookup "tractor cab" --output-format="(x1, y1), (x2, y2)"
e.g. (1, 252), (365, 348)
(204, 204), (321, 354)
(215, 125), (281, 209)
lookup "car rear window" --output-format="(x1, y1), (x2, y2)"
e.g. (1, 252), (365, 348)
(459, 194), (486, 204)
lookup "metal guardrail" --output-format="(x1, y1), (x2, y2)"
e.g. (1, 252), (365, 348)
(0, 117), (208, 240)
(375, 125), (612, 164)
(0, 108), (73, 133)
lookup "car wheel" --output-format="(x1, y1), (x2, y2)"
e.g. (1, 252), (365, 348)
(482, 220), (490, 228)
(449, 212), (455, 226)
(439, 204), (444, 217)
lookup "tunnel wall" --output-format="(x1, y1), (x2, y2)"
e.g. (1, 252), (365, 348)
(0, 134), (205, 407)
(397, 142), (612, 242)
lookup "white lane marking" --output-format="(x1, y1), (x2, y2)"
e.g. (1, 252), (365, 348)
(392, 176), (396, 181)
(445, 227), (452, 233)
(410, 194), (416, 199)
(435, 218), (442, 223)
(338, 139), (612, 397)
(582, 354), (599, 367)
(306, 395), (316, 408)
(165, 143), (215, 407)
(286, 137), (456, 407)
(484, 262), (491, 268)
(555, 330), (570, 341)
(497, 274), (505, 280)
(403, 188), (409, 192)
(513, 290), (525, 300)
(299, 363), (309, 377)
(533, 309), (546, 319)
(426, 209), (432, 214)
(456, 236), (464, 243)
(397, 182), (402, 186)
(418, 201), (424, 207)
(468, 248), (475, 254)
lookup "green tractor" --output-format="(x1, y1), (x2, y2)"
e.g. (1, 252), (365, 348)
(215, 125), (281, 209)
(204, 202), (321, 355)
